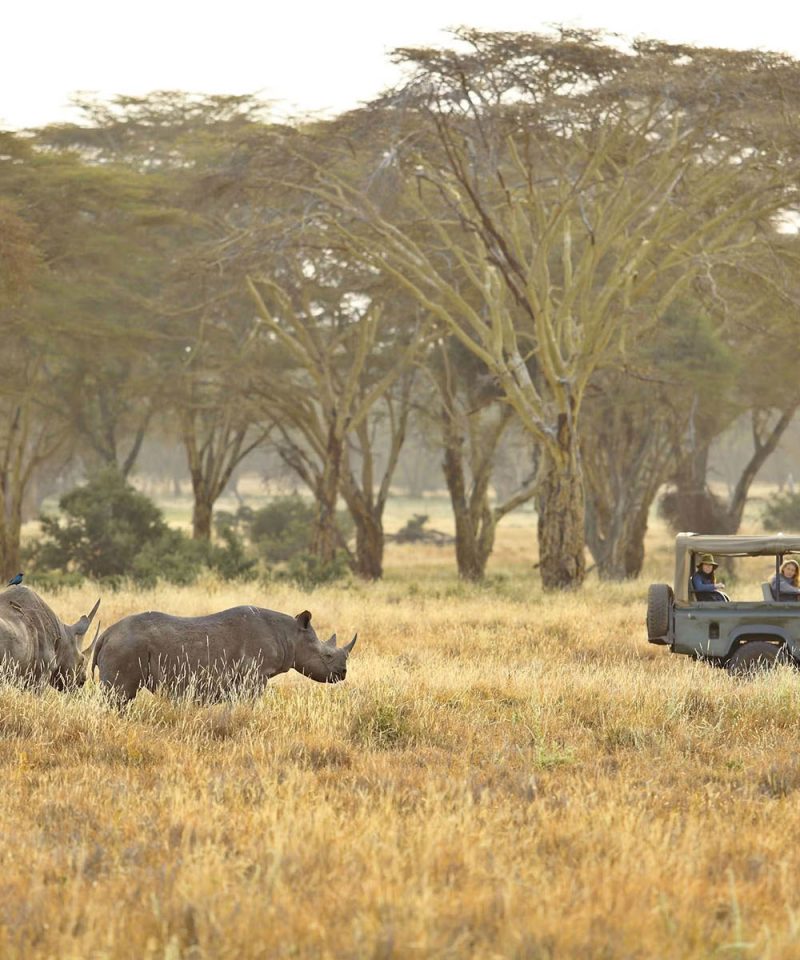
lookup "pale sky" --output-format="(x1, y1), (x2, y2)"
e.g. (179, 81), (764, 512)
(4, 0), (800, 129)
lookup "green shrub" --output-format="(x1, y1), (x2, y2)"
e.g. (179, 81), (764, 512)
(247, 496), (352, 564)
(279, 552), (351, 588)
(24, 571), (86, 591)
(213, 505), (255, 537)
(205, 528), (258, 582)
(37, 468), (172, 580)
(128, 529), (205, 588)
(213, 510), (238, 536)
(34, 468), (257, 586)
(762, 493), (800, 532)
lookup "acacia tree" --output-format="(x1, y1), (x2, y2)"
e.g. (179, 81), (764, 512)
(662, 240), (800, 535)
(16, 115), (177, 479)
(338, 370), (415, 579)
(425, 338), (538, 580)
(582, 303), (736, 578)
(0, 350), (67, 578)
(0, 129), (162, 573)
(41, 92), (279, 536)
(247, 262), (420, 577)
(313, 30), (800, 588)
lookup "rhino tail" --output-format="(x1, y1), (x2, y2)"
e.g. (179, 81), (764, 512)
(145, 649), (161, 692)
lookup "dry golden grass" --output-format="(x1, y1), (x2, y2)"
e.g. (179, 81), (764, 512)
(5, 520), (800, 957)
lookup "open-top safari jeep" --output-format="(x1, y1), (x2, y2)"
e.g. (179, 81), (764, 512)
(647, 533), (800, 676)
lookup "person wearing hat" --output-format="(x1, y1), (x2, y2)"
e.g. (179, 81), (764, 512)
(691, 554), (730, 602)
(770, 559), (800, 601)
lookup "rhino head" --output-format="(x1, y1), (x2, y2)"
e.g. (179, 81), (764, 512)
(292, 610), (356, 683)
(52, 597), (101, 689)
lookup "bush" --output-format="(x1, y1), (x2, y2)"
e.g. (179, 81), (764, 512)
(278, 552), (351, 588)
(762, 493), (800, 532)
(247, 496), (352, 564)
(205, 528), (258, 582)
(213, 505), (254, 537)
(37, 468), (172, 580)
(34, 468), (257, 586)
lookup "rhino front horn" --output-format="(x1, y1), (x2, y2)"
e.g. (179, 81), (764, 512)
(343, 633), (357, 654)
(86, 597), (101, 624)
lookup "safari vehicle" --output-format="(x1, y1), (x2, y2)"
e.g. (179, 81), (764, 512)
(647, 533), (800, 675)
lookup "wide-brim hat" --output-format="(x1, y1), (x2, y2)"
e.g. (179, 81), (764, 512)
(697, 553), (719, 567)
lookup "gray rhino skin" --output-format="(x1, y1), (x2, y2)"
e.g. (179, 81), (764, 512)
(92, 606), (357, 702)
(0, 585), (100, 689)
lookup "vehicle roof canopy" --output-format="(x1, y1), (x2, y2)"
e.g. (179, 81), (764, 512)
(676, 533), (800, 557)
(673, 533), (800, 600)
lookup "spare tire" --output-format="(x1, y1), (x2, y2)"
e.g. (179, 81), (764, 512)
(646, 584), (673, 642)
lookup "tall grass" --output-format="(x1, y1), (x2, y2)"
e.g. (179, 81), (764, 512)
(3, 526), (800, 957)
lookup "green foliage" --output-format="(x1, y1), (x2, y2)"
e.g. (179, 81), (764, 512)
(204, 528), (258, 582)
(23, 571), (86, 593)
(212, 510), (238, 535)
(214, 505), (255, 537)
(247, 495), (315, 562)
(247, 496), (352, 564)
(37, 468), (170, 580)
(35, 468), (256, 585)
(762, 493), (800, 532)
(279, 552), (351, 589)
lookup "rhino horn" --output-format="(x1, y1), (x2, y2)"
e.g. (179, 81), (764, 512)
(86, 597), (101, 625)
(81, 621), (101, 655)
(343, 633), (357, 654)
(325, 633), (338, 648)
(72, 597), (101, 636)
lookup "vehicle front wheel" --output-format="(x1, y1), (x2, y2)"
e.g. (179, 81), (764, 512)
(725, 641), (781, 677)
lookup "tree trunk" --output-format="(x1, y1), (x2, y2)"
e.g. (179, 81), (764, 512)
(537, 418), (586, 590)
(352, 507), (384, 580)
(0, 514), (22, 582)
(441, 421), (495, 581)
(594, 503), (650, 580)
(192, 496), (213, 541)
(670, 444), (720, 533)
(0, 474), (24, 579)
(311, 434), (343, 564)
(719, 406), (799, 534)
(623, 505), (650, 578)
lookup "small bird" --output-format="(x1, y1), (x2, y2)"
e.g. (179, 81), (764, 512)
(7, 572), (23, 586)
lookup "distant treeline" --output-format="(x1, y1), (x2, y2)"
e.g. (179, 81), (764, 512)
(3, 28), (800, 587)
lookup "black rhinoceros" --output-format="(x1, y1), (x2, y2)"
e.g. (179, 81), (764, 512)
(0, 585), (100, 689)
(92, 606), (357, 702)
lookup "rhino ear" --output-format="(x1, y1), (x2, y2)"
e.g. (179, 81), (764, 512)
(295, 610), (312, 629)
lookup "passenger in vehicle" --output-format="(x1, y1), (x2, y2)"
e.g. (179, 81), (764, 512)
(770, 559), (800, 600)
(691, 553), (730, 601)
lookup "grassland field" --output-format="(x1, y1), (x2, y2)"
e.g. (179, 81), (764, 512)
(5, 491), (800, 958)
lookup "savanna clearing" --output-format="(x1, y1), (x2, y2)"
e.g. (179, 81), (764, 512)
(4, 513), (800, 959)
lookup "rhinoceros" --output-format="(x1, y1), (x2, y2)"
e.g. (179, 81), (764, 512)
(0, 585), (101, 689)
(91, 606), (357, 702)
